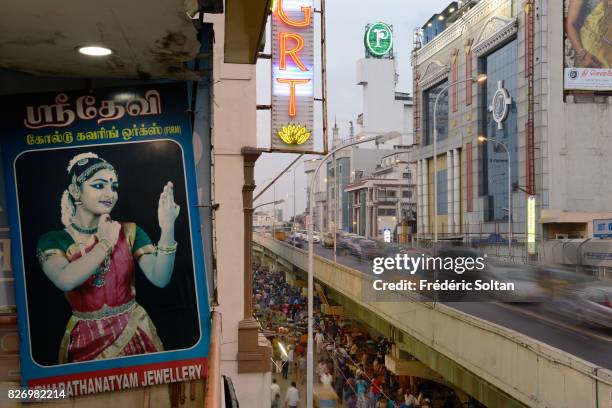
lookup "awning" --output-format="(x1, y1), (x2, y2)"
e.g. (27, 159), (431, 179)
(224, 0), (271, 64)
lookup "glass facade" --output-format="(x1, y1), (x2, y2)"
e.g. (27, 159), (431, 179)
(481, 39), (518, 222)
(424, 80), (449, 146)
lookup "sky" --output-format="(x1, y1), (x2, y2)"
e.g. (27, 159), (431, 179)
(254, 0), (451, 220)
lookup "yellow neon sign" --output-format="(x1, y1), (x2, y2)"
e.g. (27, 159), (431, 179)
(278, 124), (311, 145)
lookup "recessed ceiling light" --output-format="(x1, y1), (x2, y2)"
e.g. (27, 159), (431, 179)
(427, 22), (433, 27)
(449, 7), (455, 12)
(78, 46), (113, 56)
(438, 15), (445, 20)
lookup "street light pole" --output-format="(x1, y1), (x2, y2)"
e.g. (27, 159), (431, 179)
(292, 161), (299, 228)
(333, 152), (338, 263)
(433, 75), (487, 243)
(306, 132), (400, 408)
(478, 136), (512, 256)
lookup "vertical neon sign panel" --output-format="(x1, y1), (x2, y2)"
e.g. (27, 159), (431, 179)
(271, 0), (315, 151)
(527, 195), (536, 254)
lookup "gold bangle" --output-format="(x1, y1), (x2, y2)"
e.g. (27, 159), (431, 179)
(157, 241), (177, 255)
(97, 239), (113, 256)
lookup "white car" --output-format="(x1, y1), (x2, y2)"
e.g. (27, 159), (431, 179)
(312, 233), (321, 243)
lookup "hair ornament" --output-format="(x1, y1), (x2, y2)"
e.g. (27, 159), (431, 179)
(67, 152), (100, 173)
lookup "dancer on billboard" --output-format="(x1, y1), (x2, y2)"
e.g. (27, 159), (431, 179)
(566, 0), (611, 68)
(36, 152), (180, 363)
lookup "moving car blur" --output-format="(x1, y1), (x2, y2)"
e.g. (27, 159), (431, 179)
(275, 228), (611, 330)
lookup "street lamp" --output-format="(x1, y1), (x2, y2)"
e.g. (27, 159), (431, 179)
(305, 131), (400, 408)
(254, 199), (285, 236)
(292, 160), (303, 229)
(254, 199), (285, 210)
(478, 135), (512, 256)
(433, 74), (487, 243)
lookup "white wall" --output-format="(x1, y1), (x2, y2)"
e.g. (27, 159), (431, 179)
(356, 58), (413, 149)
(546, 1), (612, 216)
(206, 13), (271, 408)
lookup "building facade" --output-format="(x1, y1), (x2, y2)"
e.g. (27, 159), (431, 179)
(345, 149), (418, 240)
(413, 0), (612, 248)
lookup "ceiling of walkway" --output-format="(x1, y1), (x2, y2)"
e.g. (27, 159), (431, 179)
(0, 0), (201, 79)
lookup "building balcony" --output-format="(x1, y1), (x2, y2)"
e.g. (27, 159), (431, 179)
(375, 197), (399, 204)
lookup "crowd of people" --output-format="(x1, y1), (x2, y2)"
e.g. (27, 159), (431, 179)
(253, 266), (459, 408)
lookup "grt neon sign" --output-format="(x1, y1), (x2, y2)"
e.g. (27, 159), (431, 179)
(271, 0), (314, 150)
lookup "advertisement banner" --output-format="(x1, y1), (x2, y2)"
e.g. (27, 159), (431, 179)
(564, 0), (612, 91)
(0, 83), (210, 394)
(271, 0), (315, 152)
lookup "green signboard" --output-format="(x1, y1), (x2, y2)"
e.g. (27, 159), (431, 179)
(365, 22), (393, 58)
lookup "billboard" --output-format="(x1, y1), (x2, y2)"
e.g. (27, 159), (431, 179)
(0, 83), (210, 395)
(564, 0), (612, 91)
(271, 0), (315, 152)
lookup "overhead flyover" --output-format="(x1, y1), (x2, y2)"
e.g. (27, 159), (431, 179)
(253, 234), (612, 408)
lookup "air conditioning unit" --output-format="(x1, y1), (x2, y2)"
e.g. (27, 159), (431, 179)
(555, 234), (569, 240)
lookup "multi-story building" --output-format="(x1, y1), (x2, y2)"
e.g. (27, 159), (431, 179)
(313, 21), (416, 235)
(345, 149), (418, 239)
(413, 0), (612, 247)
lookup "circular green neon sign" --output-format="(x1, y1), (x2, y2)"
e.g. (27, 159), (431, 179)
(365, 22), (393, 57)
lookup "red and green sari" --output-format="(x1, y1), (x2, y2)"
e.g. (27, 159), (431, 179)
(37, 223), (163, 363)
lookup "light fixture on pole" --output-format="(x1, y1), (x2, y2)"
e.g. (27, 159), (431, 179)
(292, 160), (303, 229)
(433, 74), (487, 243)
(253, 199), (285, 210)
(254, 199), (285, 235)
(305, 131), (400, 408)
(478, 135), (512, 255)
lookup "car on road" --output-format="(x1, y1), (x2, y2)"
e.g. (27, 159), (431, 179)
(551, 281), (612, 330)
(347, 236), (367, 256)
(358, 240), (384, 260)
(312, 233), (321, 244)
(287, 236), (303, 249)
(322, 232), (335, 248)
(484, 263), (549, 303)
(337, 233), (358, 251)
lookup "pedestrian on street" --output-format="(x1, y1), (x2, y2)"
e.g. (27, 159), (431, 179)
(356, 376), (368, 408)
(298, 354), (307, 384)
(287, 345), (294, 377)
(271, 393), (281, 408)
(281, 349), (289, 379)
(271, 379), (281, 401)
(285, 381), (300, 408)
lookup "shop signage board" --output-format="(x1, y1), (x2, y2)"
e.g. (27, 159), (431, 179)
(563, 1), (612, 91)
(593, 219), (612, 238)
(0, 83), (210, 396)
(527, 195), (536, 254)
(364, 22), (393, 58)
(271, 0), (315, 152)
(383, 228), (391, 243)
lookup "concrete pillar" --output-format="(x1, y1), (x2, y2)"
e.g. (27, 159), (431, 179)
(447, 151), (453, 235)
(423, 159), (428, 235)
(453, 148), (461, 234)
(417, 160), (422, 236)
